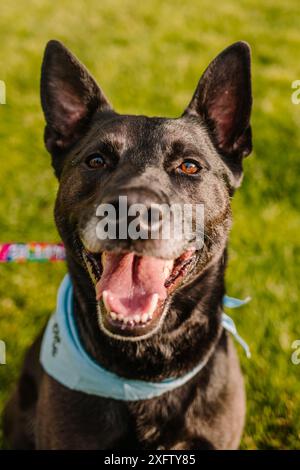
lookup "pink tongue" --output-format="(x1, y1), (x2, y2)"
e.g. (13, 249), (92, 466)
(96, 252), (171, 318)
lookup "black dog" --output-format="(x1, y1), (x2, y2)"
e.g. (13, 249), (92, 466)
(3, 40), (252, 449)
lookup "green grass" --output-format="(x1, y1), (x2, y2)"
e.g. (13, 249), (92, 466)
(0, 0), (300, 449)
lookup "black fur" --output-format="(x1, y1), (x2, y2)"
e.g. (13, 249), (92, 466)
(3, 40), (252, 449)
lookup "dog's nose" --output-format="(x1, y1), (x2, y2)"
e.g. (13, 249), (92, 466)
(101, 190), (164, 237)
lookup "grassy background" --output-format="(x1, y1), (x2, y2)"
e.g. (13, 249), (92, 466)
(0, 0), (300, 449)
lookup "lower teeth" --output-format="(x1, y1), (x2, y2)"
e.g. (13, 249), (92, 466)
(109, 311), (151, 325)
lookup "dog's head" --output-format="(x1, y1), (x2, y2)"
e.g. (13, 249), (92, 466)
(41, 40), (252, 342)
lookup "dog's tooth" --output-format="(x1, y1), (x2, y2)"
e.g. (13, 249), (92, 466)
(165, 260), (174, 271)
(110, 312), (117, 320)
(117, 313), (124, 322)
(164, 260), (174, 276)
(102, 290), (110, 312)
(148, 293), (159, 317)
(101, 252), (106, 268)
(133, 314), (141, 323)
(141, 313), (149, 323)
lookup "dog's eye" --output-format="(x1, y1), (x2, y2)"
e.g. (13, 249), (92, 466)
(85, 153), (106, 169)
(177, 160), (201, 175)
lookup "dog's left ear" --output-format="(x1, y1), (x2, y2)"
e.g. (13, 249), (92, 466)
(183, 41), (252, 186)
(41, 40), (112, 161)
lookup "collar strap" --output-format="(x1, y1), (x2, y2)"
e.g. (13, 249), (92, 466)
(40, 275), (250, 401)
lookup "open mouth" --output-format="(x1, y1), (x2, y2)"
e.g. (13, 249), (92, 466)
(81, 245), (197, 340)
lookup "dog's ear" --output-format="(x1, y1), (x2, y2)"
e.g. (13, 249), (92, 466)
(183, 42), (252, 186)
(41, 40), (112, 159)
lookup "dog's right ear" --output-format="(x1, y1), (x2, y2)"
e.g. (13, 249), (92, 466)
(183, 42), (252, 187)
(41, 40), (112, 168)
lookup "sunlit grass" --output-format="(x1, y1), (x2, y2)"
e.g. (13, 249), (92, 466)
(0, 0), (300, 449)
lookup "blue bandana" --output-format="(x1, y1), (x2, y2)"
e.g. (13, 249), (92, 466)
(40, 275), (250, 401)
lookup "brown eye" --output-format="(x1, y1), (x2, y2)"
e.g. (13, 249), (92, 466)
(177, 160), (201, 175)
(85, 153), (106, 169)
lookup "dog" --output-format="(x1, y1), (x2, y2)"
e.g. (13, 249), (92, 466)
(3, 39), (252, 450)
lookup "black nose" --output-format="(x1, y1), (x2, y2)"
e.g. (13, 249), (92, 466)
(100, 190), (164, 237)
